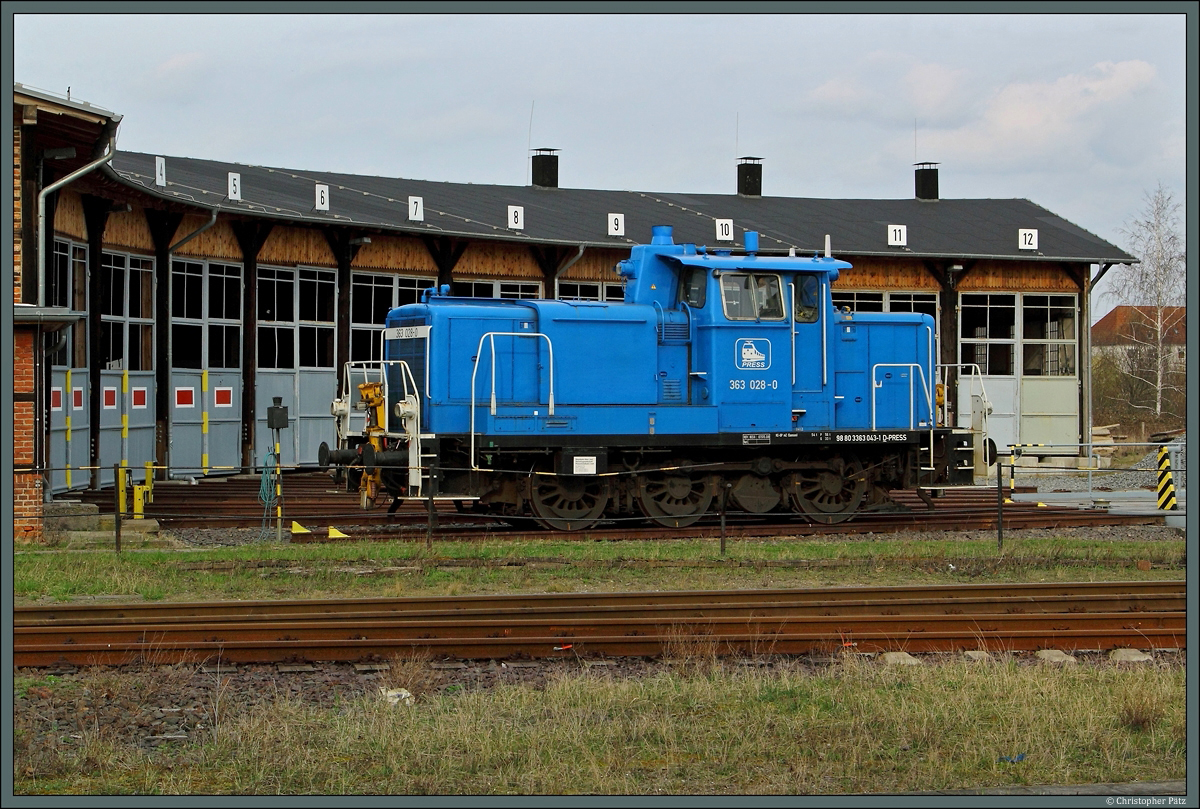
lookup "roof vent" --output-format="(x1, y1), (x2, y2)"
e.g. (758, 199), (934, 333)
(532, 148), (559, 189)
(737, 156), (762, 197)
(915, 162), (939, 201)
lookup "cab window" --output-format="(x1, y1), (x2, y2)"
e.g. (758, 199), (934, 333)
(679, 267), (706, 308)
(721, 273), (785, 321)
(795, 274), (819, 323)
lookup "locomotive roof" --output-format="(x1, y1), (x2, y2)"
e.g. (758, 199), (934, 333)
(104, 151), (1136, 265)
(663, 251), (851, 274)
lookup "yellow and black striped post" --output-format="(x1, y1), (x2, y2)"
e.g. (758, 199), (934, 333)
(1156, 445), (1178, 511)
(275, 431), (284, 542)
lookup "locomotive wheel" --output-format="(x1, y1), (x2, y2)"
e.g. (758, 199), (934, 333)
(527, 473), (610, 531)
(636, 462), (714, 528)
(786, 458), (867, 524)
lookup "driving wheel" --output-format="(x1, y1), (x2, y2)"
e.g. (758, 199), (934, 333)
(786, 458), (867, 524)
(527, 473), (610, 531)
(636, 462), (714, 528)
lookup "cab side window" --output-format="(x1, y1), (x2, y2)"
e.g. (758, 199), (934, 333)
(795, 275), (819, 323)
(755, 276), (784, 319)
(680, 268), (706, 308)
(721, 274), (755, 320)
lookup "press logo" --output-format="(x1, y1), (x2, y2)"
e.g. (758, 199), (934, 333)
(735, 338), (771, 371)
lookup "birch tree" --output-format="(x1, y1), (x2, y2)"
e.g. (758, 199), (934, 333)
(1111, 183), (1186, 418)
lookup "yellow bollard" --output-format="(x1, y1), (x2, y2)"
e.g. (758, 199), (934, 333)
(144, 460), (155, 503)
(133, 485), (147, 519)
(117, 466), (129, 515)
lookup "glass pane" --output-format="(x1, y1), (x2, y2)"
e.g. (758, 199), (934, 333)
(721, 274), (755, 320)
(1022, 343), (1076, 376)
(795, 275), (819, 323)
(48, 324), (71, 367)
(499, 282), (539, 299)
(560, 282), (601, 301)
(127, 266), (150, 319)
(300, 325), (335, 367)
(172, 324), (203, 369)
(100, 321), (124, 369)
(300, 271), (335, 322)
(960, 304), (988, 339)
(258, 273), (294, 322)
(397, 277), (433, 306)
(1022, 302), (1049, 339)
(258, 327), (294, 369)
(49, 242), (70, 308)
(988, 343), (1014, 375)
(127, 323), (153, 371)
(173, 262), (203, 320)
(351, 328), (379, 362)
(209, 325), (240, 369)
(1022, 343), (1046, 376)
(101, 257), (125, 317)
(679, 269), (706, 308)
(988, 298), (1015, 339)
(1049, 306), (1075, 340)
(961, 342), (1014, 376)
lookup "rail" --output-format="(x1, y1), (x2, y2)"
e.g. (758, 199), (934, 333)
(470, 331), (557, 470)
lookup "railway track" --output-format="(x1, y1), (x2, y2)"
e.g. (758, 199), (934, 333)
(15, 581), (1184, 667)
(70, 472), (1163, 540)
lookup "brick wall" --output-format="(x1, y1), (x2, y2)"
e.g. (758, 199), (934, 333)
(13, 328), (42, 542)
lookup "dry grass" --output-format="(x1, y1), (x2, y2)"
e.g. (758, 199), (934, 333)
(15, 656), (1185, 795)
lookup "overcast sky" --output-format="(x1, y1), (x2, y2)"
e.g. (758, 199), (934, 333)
(9, 8), (1191, 318)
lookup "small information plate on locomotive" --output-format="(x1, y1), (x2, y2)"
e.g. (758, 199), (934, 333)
(383, 325), (431, 340)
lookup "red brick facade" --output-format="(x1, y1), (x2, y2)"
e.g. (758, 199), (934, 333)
(14, 330), (43, 542)
(13, 118), (44, 542)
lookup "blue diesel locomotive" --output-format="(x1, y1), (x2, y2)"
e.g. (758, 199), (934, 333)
(321, 225), (974, 530)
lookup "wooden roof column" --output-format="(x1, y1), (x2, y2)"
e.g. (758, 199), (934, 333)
(323, 229), (369, 398)
(924, 259), (977, 426)
(231, 220), (275, 471)
(81, 194), (113, 490)
(529, 244), (585, 292)
(421, 235), (469, 289)
(145, 209), (185, 476)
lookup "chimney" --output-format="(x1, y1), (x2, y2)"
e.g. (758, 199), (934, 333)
(531, 148), (559, 188)
(915, 162), (939, 201)
(737, 156), (763, 197)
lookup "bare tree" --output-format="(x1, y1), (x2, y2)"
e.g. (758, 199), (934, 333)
(1109, 183), (1186, 418)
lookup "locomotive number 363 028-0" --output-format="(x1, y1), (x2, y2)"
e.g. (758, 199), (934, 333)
(730, 379), (779, 390)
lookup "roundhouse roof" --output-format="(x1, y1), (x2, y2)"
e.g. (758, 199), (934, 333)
(104, 151), (1137, 265)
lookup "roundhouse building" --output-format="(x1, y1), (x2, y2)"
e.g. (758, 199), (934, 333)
(11, 84), (1137, 541)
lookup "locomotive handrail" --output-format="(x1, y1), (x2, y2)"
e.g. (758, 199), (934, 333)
(469, 331), (557, 471)
(936, 363), (991, 432)
(339, 359), (419, 438)
(788, 282), (795, 387)
(679, 301), (694, 344)
(821, 280), (828, 386)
